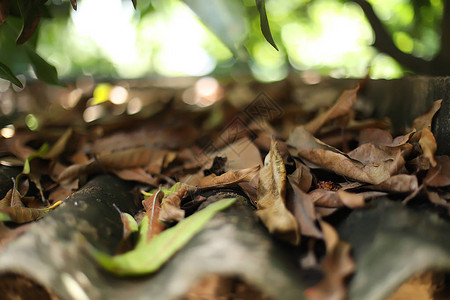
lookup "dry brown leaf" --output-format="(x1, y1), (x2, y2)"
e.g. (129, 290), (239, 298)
(424, 156), (450, 187)
(417, 128), (437, 167)
(310, 189), (342, 208)
(256, 139), (300, 245)
(288, 126), (345, 154)
(287, 178), (322, 239)
(159, 184), (190, 223)
(425, 189), (450, 213)
(336, 190), (365, 209)
(290, 126), (406, 184)
(113, 168), (158, 185)
(48, 184), (76, 204)
(310, 189), (376, 209)
(305, 241), (355, 300)
(199, 165), (260, 188)
(369, 174), (418, 193)
(359, 128), (415, 148)
(299, 147), (401, 185)
(0, 207), (46, 223)
(58, 148), (174, 182)
(289, 161), (313, 193)
(4, 133), (35, 160)
(305, 86), (359, 135)
(320, 220), (339, 253)
(306, 221), (355, 300)
(412, 99), (442, 131)
(387, 272), (445, 300)
(214, 138), (263, 170)
(0, 187), (23, 208)
(42, 128), (73, 160)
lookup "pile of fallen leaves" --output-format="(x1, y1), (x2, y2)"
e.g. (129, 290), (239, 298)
(0, 80), (448, 299)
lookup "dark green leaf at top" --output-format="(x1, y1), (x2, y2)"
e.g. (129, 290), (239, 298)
(16, 0), (47, 45)
(182, 0), (247, 54)
(70, 0), (77, 10)
(131, 0), (137, 9)
(25, 48), (62, 86)
(0, 0), (9, 25)
(255, 0), (278, 51)
(0, 60), (23, 88)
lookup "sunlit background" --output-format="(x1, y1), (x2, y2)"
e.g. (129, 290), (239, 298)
(0, 0), (445, 137)
(34, 0), (443, 82)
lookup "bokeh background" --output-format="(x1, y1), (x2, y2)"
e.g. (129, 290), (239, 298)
(1, 0), (445, 83)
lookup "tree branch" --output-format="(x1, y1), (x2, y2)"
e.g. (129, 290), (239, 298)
(351, 0), (434, 74)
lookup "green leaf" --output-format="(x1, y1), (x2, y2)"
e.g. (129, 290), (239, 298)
(123, 212), (139, 232)
(141, 182), (183, 199)
(255, 0), (278, 51)
(25, 48), (62, 86)
(92, 197), (236, 276)
(0, 0), (9, 25)
(182, 0), (247, 54)
(0, 212), (11, 222)
(70, 0), (77, 10)
(23, 143), (49, 175)
(0, 60), (23, 88)
(16, 0), (46, 45)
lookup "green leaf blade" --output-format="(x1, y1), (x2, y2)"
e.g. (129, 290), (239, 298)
(92, 197), (237, 276)
(25, 48), (62, 86)
(182, 0), (247, 54)
(255, 0), (278, 51)
(0, 60), (23, 88)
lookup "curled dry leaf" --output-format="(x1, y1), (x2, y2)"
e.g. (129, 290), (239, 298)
(287, 178), (322, 239)
(417, 127), (437, 168)
(298, 146), (403, 185)
(199, 165), (260, 188)
(305, 241), (355, 300)
(159, 184), (190, 223)
(412, 99), (442, 131)
(289, 161), (313, 193)
(42, 128), (73, 160)
(305, 221), (355, 300)
(424, 156), (450, 187)
(305, 86), (359, 135)
(0, 187), (23, 208)
(256, 139), (300, 245)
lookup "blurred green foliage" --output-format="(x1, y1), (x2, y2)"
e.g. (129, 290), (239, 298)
(0, 0), (447, 85)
